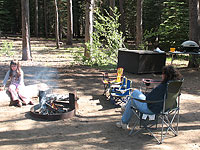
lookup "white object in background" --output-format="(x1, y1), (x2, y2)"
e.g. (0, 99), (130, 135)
(154, 47), (165, 53)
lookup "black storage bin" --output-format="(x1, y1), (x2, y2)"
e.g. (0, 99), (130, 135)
(117, 49), (166, 74)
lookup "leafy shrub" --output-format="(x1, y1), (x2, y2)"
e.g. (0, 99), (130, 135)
(0, 40), (14, 56)
(73, 7), (124, 67)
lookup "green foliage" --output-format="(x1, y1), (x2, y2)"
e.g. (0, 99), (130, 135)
(90, 7), (124, 66)
(74, 7), (124, 67)
(124, 0), (136, 39)
(0, 0), (19, 33)
(0, 41), (14, 56)
(143, 0), (189, 51)
(158, 0), (189, 50)
(143, 0), (162, 32)
(143, 0), (163, 49)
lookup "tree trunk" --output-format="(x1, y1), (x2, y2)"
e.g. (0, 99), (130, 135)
(109, 0), (115, 17)
(119, 0), (125, 37)
(58, 0), (63, 40)
(84, 0), (94, 58)
(136, 0), (143, 49)
(21, 0), (32, 61)
(66, 0), (73, 45)
(188, 0), (199, 68)
(198, 0), (200, 40)
(15, 0), (21, 33)
(43, 0), (48, 38)
(35, 0), (38, 37)
(54, 0), (60, 49)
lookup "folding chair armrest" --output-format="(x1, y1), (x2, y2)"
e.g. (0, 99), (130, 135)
(102, 73), (119, 81)
(142, 78), (161, 83)
(102, 72), (108, 80)
(110, 82), (123, 88)
(131, 96), (163, 103)
(113, 81), (122, 85)
(108, 75), (117, 79)
(115, 88), (133, 94)
(142, 78), (161, 86)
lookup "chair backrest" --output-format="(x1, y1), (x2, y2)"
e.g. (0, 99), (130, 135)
(116, 76), (122, 82)
(117, 79), (133, 96)
(164, 79), (183, 112)
(116, 68), (124, 82)
(121, 76), (127, 87)
(116, 78), (132, 93)
(117, 68), (124, 76)
(121, 78), (132, 89)
(127, 79), (132, 89)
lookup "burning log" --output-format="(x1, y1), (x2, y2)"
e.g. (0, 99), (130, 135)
(37, 92), (75, 115)
(30, 92), (78, 120)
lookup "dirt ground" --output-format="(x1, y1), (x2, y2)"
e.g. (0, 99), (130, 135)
(0, 37), (200, 150)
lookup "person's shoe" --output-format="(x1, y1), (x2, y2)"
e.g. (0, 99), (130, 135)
(116, 121), (122, 128)
(21, 100), (27, 106)
(28, 101), (34, 105)
(9, 100), (16, 106)
(15, 100), (22, 107)
(121, 104), (126, 113)
(122, 123), (130, 130)
(116, 121), (130, 130)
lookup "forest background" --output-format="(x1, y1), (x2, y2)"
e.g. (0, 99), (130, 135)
(0, 0), (200, 68)
(1, 1), (200, 149)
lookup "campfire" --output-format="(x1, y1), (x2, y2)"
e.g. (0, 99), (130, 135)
(30, 90), (78, 120)
(38, 93), (70, 115)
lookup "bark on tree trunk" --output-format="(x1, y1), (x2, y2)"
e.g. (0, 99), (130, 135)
(84, 0), (94, 58)
(54, 0), (60, 49)
(136, 0), (143, 49)
(43, 0), (48, 38)
(119, 0), (125, 37)
(66, 0), (73, 45)
(188, 0), (199, 68)
(109, 0), (115, 17)
(35, 0), (38, 37)
(58, 0), (63, 40)
(198, 0), (200, 40)
(21, 0), (32, 61)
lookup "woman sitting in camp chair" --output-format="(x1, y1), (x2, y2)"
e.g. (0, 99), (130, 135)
(116, 65), (183, 129)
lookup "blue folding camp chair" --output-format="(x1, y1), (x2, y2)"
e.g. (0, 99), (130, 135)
(104, 76), (127, 99)
(110, 79), (133, 105)
(109, 76), (127, 92)
(102, 68), (124, 95)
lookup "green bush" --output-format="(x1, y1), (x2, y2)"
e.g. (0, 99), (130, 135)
(73, 7), (124, 67)
(0, 40), (14, 56)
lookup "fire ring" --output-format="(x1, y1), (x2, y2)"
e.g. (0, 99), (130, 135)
(29, 92), (78, 121)
(30, 104), (76, 121)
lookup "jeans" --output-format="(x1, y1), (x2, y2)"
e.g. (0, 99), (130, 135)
(121, 89), (154, 124)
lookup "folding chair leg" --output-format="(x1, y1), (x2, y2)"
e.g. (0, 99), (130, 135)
(129, 108), (141, 135)
(129, 119), (139, 135)
(176, 109), (180, 135)
(147, 128), (162, 144)
(103, 84), (108, 95)
(160, 111), (179, 143)
(163, 115), (177, 136)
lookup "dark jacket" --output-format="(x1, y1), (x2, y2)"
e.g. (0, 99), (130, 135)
(146, 83), (167, 114)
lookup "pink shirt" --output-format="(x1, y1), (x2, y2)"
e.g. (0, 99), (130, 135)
(2, 69), (24, 87)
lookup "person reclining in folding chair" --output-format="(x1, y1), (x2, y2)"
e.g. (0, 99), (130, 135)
(116, 65), (183, 129)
